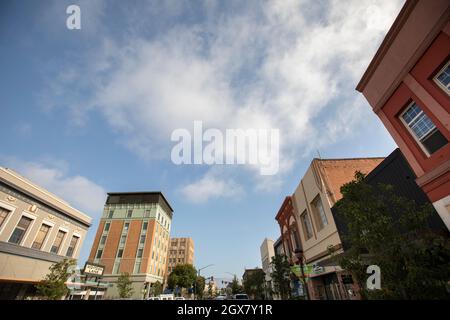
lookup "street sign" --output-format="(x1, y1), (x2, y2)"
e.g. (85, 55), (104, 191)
(83, 262), (105, 276)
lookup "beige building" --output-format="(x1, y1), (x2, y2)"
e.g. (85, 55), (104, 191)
(0, 167), (92, 299)
(166, 237), (194, 276)
(88, 192), (173, 299)
(291, 158), (383, 300)
(260, 238), (275, 298)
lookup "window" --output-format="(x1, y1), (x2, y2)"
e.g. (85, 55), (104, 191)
(0, 207), (10, 229)
(66, 236), (79, 257)
(311, 196), (328, 230)
(290, 228), (301, 251)
(434, 61), (450, 95)
(117, 249), (123, 258)
(100, 235), (107, 245)
(120, 235), (127, 246)
(301, 211), (313, 240)
(123, 222), (130, 232)
(51, 230), (66, 254)
(32, 224), (51, 250)
(108, 210), (114, 218)
(127, 210), (133, 218)
(137, 248), (143, 258)
(144, 210), (151, 218)
(113, 261), (121, 274)
(104, 222), (110, 232)
(401, 102), (448, 155)
(134, 260), (142, 274)
(143, 222), (148, 230)
(140, 235), (146, 244)
(96, 249), (103, 259)
(9, 216), (33, 245)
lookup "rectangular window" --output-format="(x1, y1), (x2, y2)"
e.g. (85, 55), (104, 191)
(401, 102), (448, 155)
(143, 222), (148, 230)
(127, 210), (133, 218)
(66, 236), (79, 257)
(9, 216), (33, 245)
(140, 235), (146, 244)
(113, 261), (120, 274)
(32, 224), (51, 250)
(104, 222), (110, 232)
(311, 196), (328, 230)
(96, 249), (103, 259)
(144, 210), (151, 218)
(108, 210), (114, 218)
(134, 260), (141, 274)
(117, 249), (123, 258)
(0, 207), (10, 229)
(100, 235), (107, 245)
(51, 230), (66, 254)
(137, 248), (143, 258)
(434, 61), (450, 95)
(301, 211), (313, 240)
(123, 222), (130, 232)
(120, 235), (127, 246)
(290, 229), (301, 251)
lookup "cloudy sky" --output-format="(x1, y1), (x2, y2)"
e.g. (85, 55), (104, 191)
(0, 0), (403, 279)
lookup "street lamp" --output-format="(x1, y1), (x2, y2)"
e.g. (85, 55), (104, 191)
(294, 248), (311, 300)
(194, 264), (214, 300)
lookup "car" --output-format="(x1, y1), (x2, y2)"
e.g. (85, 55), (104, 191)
(147, 296), (160, 300)
(233, 294), (249, 300)
(174, 297), (185, 300)
(215, 295), (227, 300)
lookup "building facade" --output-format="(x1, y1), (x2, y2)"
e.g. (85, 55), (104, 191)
(291, 158), (383, 300)
(88, 192), (173, 299)
(260, 238), (275, 299)
(166, 237), (195, 276)
(0, 167), (91, 299)
(356, 0), (450, 230)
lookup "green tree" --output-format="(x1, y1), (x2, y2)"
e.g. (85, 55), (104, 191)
(167, 264), (197, 295)
(194, 276), (205, 299)
(117, 272), (134, 298)
(207, 281), (214, 297)
(270, 254), (291, 299)
(152, 281), (163, 296)
(230, 275), (244, 294)
(243, 269), (265, 299)
(36, 258), (76, 300)
(335, 172), (450, 299)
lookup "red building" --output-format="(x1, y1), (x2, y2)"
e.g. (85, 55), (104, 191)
(357, 0), (450, 229)
(275, 196), (301, 265)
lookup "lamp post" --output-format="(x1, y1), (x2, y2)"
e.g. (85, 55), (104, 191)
(294, 249), (311, 300)
(194, 264), (214, 300)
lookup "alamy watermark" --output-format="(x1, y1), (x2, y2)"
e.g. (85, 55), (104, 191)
(66, 5), (81, 30)
(171, 121), (280, 175)
(366, 265), (381, 290)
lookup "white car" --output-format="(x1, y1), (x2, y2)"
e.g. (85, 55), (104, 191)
(215, 295), (227, 300)
(175, 297), (185, 300)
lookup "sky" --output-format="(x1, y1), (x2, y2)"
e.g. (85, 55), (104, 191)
(0, 0), (403, 281)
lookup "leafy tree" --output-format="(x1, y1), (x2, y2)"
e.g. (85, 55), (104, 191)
(243, 269), (265, 299)
(335, 172), (450, 299)
(270, 254), (291, 299)
(230, 275), (244, 294)
(167, 264), (197, 295)
(117, 272), (134, 298)
(194, 276), (205, 299)
(207, 280), (214, 297)
(36, 258), (76, 300)
(152, 281), (163, 296)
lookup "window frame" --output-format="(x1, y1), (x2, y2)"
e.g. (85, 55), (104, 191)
(433, 60), (450, 96)
(31, 222), (53, 250)
(0, 201), (16, 235)
(50, 228), (68, 255)
(8, 212), (36, 246)
(66, 234), (80, 257)
(300, 210), (314, 241)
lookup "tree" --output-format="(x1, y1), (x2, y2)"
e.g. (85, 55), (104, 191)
(207, 281), (214, 297)
(230, 275), (244, 294)
(194, 276), (205, 299)
(167, 264), (197, 295)
(243, 270), (265, 299)
(36, 258), (76, 300)
(117, 272), (134, 299)
(152, 281), (163, 296)
(270, 254), (291, 299)
(335, 172), (450, 299)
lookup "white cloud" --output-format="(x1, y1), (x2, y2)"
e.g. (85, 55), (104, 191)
(40, 0), (405, 197)
(2, 158), (106, 215)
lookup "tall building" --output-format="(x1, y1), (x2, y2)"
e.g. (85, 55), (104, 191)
(88, 192), (173, 299)
(260, 238), (275, 299)
(290, 157), (383, 300)
(356, 0), (450, 230)
(166, 237), (195, 275)
(0, 167), (92, 299)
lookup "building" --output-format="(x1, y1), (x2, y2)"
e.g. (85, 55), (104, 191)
(88, 192), (173, 299)
(0, 167), (92, 299)
(260, 238), (275, 299)
(166, 237), (195, 277)
(291, 157), (383, 300)
(356, 0), (450, 230)
(242, 268), (265, 299)
(333, 149), (448, 250)
(273, 237), (284, 256)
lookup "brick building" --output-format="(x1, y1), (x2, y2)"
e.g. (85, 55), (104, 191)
(166, 237), (195, 276)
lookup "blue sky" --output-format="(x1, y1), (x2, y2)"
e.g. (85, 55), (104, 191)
(0, 0), (403, 280)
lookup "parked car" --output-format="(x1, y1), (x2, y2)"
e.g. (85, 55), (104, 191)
(233, 294), (249, 300)
(215, 295), (227, 300)
(174, 297), (185, 300)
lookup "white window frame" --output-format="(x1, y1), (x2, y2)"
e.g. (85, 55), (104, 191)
(50, 227), (68, 255)
(66, 232), (81, 257)
(32, 220), (54, 251)
(0, 201), (17, 235)
(399, 101), (438, 157)
(7, 211), (37, 246)
(433, 60), (450, 96)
